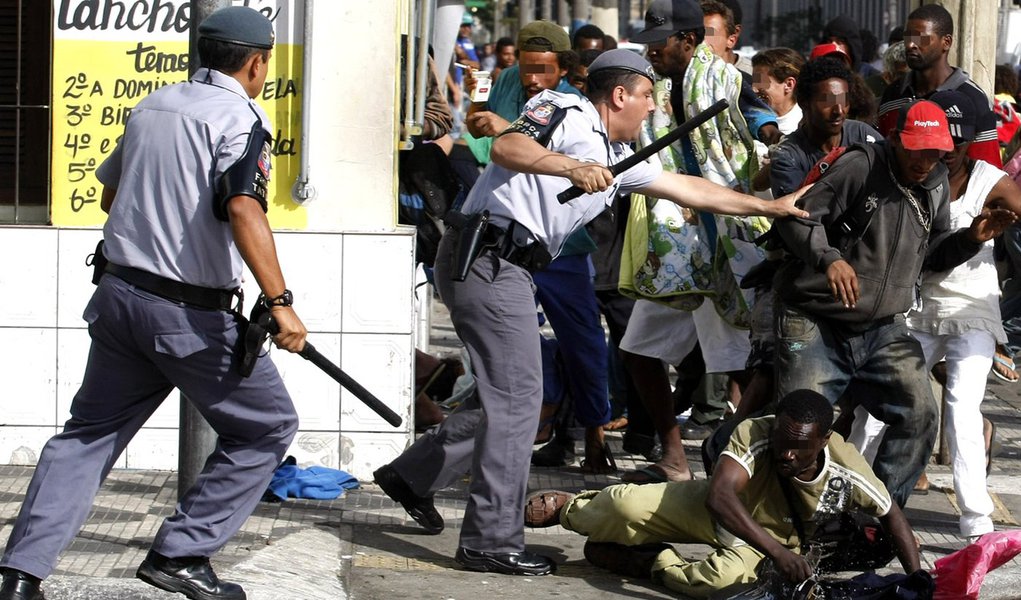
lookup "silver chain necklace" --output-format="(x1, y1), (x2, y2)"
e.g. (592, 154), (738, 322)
(889, 161), (931, 233)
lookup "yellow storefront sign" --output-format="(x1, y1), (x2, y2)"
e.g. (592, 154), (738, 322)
(51, 0), (306, 229)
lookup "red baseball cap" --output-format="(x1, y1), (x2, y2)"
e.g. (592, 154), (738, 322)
(895, 100), (955, 152)
(809, 42), (851, 67)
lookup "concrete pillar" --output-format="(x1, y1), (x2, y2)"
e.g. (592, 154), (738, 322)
(494, 0), (505, 39)
(920, 0), (998, 96)
(557, 0), (571, 28)
(541, 0), (552, 22)
(179, 0), (229, 500)
(520, 0), (533, 28)
(573, 0), (589, 32)
(591, 0), (619, 39)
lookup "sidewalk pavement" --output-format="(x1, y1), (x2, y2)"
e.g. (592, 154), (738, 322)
(1, 302), (1020, 598)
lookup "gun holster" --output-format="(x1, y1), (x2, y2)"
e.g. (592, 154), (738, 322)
(499, 222), (551, 272)
(238, 297), (276, 377)
(447, 210), (491, 282)
(445, 210), (552, 281)
(87, 240), (109, 285)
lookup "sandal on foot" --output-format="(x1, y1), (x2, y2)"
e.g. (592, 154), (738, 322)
(620, 463), (691, 484)
(913, 471), (930, 495)
(579, 443), (617, 474)
(604, 416), (629, 431)
(524, 490), (574, 528)
(992, 354), (1018, 383)
(533, 404), (559, 446)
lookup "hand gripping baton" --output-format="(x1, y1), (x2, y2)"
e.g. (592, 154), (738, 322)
(556, 99), (730, 204)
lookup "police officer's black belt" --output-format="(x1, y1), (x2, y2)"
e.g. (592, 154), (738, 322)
(105, 263), (239, 311)
(445, 212), (552, 273)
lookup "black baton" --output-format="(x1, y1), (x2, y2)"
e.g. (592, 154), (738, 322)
(297, 342), (404, 428)
(556, 98), (730, 204)
(261, 315), (404, 428)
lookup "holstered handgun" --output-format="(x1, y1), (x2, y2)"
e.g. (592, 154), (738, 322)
(87, 240), (109, 285)
(450, 210), (491, 282)
(238, 296), (275, 377)
(502, 221), (552, 272)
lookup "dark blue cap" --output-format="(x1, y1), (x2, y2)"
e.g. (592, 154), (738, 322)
(199, 6), (275, 50)
(587, 49), (656, 82)
(929, 90), (978, 144)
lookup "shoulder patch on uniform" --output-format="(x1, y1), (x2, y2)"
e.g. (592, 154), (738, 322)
(524, 101), (557, 126)
(258, 140), (272, 180)
(501, 102), (571, 147)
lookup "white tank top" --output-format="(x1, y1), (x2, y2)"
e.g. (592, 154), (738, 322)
(907, 159), (1007, 342)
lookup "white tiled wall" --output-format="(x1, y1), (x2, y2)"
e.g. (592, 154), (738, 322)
(340, 332), (413, 434)
(0, 228), (58, 327)
(0, 329), (56, 425)
(0, 427), (58, 466)
(56, 228), (104, 329)
(339, 431), (411, 481)
(341, 234), (416, 334)
(0, 226), (416, 478)
(273, 333), (343, 431)
(55, 327), (91, 419)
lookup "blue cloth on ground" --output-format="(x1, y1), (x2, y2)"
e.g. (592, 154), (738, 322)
(267, 458), (360, 501)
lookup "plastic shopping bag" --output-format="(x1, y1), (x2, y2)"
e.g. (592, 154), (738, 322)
(932, 531), (1021, 599)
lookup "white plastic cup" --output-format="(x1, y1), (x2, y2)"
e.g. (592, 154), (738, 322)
(471, 71), (492, 103)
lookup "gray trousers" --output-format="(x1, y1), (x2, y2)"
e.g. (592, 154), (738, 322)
(1, 275), (298, 579)
(392, 232), (542, 553)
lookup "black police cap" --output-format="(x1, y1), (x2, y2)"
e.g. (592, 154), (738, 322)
(199, 6), (275, 50)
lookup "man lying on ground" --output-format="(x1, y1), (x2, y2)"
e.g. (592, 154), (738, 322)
(524, 389), (922, 597)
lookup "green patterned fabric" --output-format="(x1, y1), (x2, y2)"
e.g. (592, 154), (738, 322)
(619, 43), (769, 328)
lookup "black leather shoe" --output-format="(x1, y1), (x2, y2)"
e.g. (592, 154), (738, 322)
(622, 432), (663, 462)
(455, 547), (556, 576)
(531, 438), (575, 467)
(681, 419), (723, 441)
(373, 464), (444, 534)
(583, 541), (669, 579)
(136, 551), (245, 600)
(0, 569), (42, 600)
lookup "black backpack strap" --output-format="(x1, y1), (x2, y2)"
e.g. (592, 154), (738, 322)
(742, 144), (884, 291)
(826, 144), (883, 255)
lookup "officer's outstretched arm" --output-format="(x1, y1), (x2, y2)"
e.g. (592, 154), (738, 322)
(227, 195), (307, 353)
(638, 171), (810, 219)
(491, 131), (613, 194)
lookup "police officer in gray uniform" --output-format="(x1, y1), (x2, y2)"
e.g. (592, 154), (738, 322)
(0, 8), (304, 600)
(373, 49), (810, 576)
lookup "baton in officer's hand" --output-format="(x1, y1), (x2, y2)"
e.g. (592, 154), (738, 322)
(556, 99), (730, 204)
(249, 304), (404, 428)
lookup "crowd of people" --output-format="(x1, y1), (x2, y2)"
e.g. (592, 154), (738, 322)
(385, 0), (1021, 596)
(3, 2), (1021, 600)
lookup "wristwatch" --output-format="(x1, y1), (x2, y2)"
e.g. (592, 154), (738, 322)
(263, 289), (293, 307)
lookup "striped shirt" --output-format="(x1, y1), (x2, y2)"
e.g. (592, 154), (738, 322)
(878, 67), (1001, 168)
(717, 416), (891, 549)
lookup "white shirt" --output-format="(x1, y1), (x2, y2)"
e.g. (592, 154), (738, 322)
(907, 160), (1007, 342)
(460, 90), (660, 257)
(775, 104), (803, 136)
(97, 68), (271, 289)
